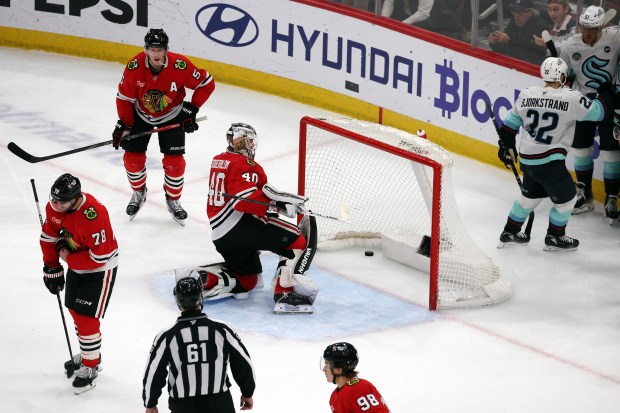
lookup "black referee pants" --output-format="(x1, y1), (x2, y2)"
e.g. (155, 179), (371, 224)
(168, 390), (235, 413)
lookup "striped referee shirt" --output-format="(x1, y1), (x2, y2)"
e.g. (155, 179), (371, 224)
(142, 309), (256, 408)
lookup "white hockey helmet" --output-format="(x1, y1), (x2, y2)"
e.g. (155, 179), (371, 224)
(579, 5), (605, 28)
(540, 57), (568, 84)
(227, 123), (257, 159)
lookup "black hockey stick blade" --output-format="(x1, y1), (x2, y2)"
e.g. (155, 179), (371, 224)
(8, 140), (112, 163)
(7, 116), (207, 164)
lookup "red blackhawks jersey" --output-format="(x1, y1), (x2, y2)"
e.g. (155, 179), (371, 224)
(329, 378), (391, 413)
(116, 51), (215, 126)
(207, 151), (274, 240)
(40, 193), (119, 273)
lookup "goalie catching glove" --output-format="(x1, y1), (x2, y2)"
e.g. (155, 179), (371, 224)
(263, 183), (309, 218)
(43, 264), (65, 294)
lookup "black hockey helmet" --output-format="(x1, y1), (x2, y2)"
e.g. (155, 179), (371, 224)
(50, 173), (81, 202)
(173, 276), (203, 309)
(144, 28), (169, 50)
(323, 342), (359, 371)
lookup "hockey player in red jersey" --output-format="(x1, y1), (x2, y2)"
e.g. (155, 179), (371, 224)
(322, 342), (391, 413)
(204, 123), (318, 313)
(113, 28), (215, 225)
(40, 174), (119, 394)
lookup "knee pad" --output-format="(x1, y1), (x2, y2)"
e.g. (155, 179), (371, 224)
(553, 197), (577, 214)
(162, 154), (186, 177)
(601, 149), (620, 163)
(517, 195), (542, 210)
(123, 151), (147, 173)
(572, 147), (594, 158)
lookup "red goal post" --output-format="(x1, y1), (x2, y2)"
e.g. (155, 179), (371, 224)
(298, 117), (512, 310)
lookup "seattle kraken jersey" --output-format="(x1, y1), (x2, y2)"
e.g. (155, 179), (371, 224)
(559, 27), (620, 94)
(502, 85), (605, 165)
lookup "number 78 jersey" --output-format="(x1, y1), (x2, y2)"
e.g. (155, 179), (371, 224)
(329, 378), (391, 413)
(502, 85), (605, 166)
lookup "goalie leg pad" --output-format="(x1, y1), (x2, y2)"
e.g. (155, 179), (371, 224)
(262, 183), (308, 205)
(291, 274), (318, 303)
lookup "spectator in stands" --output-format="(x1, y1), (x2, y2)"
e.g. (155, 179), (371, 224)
(331, 0), (371, 11)
(488, 0), (548, 64)
(533, 0), (576, 56)
(381, 0), (463, 39)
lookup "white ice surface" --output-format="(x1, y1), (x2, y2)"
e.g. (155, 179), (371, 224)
(1, 48), (619, 412)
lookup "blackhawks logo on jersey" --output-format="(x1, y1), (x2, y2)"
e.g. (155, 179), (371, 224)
(246, 158), (256, 167)
(59, 228), (80, 252)
(84, 206), (98, 220)
(174, 59), (187, 70)
(143, 90), (172, 113)
(127, 58), (139, 70)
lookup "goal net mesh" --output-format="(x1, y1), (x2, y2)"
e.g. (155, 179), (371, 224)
(299, 117), (511, 309)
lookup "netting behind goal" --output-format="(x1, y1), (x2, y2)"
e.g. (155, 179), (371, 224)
(298, 117), (511, 310)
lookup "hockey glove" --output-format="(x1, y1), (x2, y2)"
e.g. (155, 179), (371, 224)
(179, 101), (199, 133)
(498, 140), (518, 167)
(112, 120), (130, 150)
(43, 264), (65, 294)
(269, 201), (297, 218)
(55, 237), (69, 255)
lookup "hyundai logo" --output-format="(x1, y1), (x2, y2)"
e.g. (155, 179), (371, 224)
(195, 4), (259, 47)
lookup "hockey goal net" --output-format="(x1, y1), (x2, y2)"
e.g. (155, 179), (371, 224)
(298, 117), (512, 310)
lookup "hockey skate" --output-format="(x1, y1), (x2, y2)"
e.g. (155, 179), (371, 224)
(166, 195), (187, 226)
(497, 230), (530, 248)
(126, 186), (147, 220)
(273, 292), (314, 314)
(572, 182), (593, 215)
(72, 364), (98, 395)
(604, 195), (619, 225)
(543, 234), (579, 251)
(187, 264), (263, 301)
(65, 354), (102, 379)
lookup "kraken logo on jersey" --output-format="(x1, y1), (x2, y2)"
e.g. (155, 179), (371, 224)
(142, 90), (172, 113)
(127, 58), (139, 70)
(174, 59), (187, 70)
(84, 206), (98, 221)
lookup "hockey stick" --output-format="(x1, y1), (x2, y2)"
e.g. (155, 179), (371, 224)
(8, 116), (207, 163)
(542, 9), (617, 57)
(216, 191), (347, 222)
(30, 179), (79, 378)
(486, 105), (535, 236)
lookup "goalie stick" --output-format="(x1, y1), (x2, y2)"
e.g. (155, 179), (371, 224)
(7, 116), (207, 163)
(215, 191), (347, 222)
(486, 104), (535, 237)
(30, 179), (79, 378)
(542, 8), (617, 57)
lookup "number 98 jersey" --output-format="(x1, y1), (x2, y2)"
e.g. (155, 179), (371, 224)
(329, 378), (391, 413)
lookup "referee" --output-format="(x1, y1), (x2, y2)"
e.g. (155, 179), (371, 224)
(143, 275), (256, 412)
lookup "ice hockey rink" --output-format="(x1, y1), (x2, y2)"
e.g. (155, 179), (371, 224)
(2, 47), (619, 412)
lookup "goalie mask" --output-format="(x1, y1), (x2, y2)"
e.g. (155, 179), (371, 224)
(173, 275), (204, 310)
(540, 57), (567, 85)
(227, 123), (258, 159)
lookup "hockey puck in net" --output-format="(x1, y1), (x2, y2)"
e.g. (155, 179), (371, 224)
(364, 251), (374, 256)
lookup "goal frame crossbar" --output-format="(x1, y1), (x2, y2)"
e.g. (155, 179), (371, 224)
(298, 116), (444, 309)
